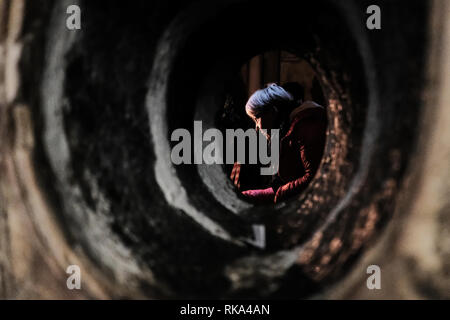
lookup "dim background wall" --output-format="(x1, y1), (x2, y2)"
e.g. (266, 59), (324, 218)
(242, 51), (320, 101)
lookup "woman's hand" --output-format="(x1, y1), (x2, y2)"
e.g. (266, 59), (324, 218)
(230, 162), (241, 190)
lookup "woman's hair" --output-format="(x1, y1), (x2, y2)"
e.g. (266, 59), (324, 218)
(245, 83), (295, 118)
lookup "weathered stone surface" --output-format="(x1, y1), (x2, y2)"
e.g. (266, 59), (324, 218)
(0, 0), (448, 299)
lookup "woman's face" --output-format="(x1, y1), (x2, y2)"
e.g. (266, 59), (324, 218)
(247, 107), (278, 140)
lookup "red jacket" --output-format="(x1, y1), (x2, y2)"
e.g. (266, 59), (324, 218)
(274, 102), (327, 202)
(242, 102), (327, 203)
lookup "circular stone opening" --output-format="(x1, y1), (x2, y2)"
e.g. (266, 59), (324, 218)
(157, 0), (370, 251)
(36, 0), (400, 298)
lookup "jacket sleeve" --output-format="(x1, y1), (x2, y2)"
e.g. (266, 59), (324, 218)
(242, 187), (275, 203)
(275, 118), (326, 203)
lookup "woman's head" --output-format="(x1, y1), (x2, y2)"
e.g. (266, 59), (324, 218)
(245, 84), (295, 137)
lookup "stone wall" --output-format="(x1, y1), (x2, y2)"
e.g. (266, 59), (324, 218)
(0, 0), (448, 299)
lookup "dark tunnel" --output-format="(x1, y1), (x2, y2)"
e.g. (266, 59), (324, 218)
(2, 0), (448, 300)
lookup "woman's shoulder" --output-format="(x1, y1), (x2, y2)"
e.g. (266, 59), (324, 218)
(290, 101), (326, 124)
(284, 103), (326, 139)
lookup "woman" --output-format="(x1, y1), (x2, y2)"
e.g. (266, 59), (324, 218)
(238, 83), (327, 203)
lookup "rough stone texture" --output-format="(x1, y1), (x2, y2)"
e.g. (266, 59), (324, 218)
(0, 0), (449, 299)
